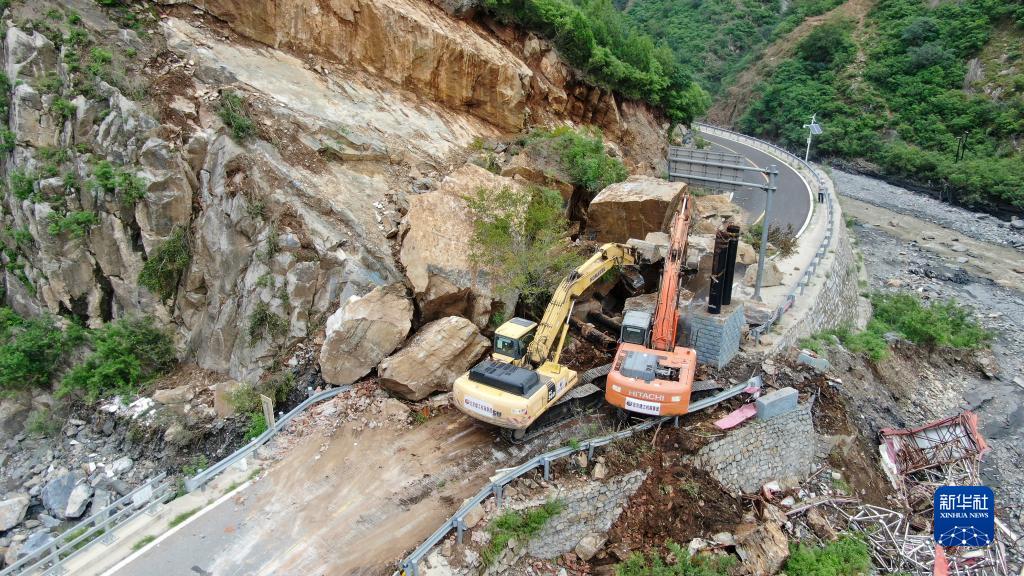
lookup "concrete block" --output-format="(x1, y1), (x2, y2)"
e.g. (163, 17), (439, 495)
(797, 350), (830, 372)
(755, 387), (799, 420)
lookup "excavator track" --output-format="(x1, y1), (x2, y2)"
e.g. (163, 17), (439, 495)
(501, 364), (612, 444)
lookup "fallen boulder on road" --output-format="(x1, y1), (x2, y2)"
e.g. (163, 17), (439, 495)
(320, 284), (413, 386)
(379, 316), (489, 400)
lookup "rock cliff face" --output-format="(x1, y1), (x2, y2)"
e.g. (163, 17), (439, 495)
(178, 0), (666, 171)
(0, 0), (664, 384)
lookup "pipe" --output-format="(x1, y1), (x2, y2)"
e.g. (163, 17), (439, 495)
(586, 310), (622, 333)
(723, 224), (740, 305)
(707, 227), (730, 314)
(568, 318), (617, 349)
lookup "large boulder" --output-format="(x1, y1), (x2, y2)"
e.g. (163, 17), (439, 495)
(320, 284), (413, 386)
(378, 316), (489, 400)
(0, 493), (30, 531)
(692, 194), (744, 234)
(41, 472), (78, 519)
(64, 483), (93, 519)
(399, 165), (522, 327)
(743, 259), (785, 288)
(587, 177), (686, 243)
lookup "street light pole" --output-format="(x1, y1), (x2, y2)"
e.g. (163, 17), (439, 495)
(803, 113), (818, 162)
(752, 165), (778, 302)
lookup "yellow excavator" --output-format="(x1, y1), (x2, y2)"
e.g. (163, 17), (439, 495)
(452, 243), (641, 441)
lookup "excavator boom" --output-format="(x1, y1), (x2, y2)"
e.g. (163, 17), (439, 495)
(650, 195), (692, 351)
(527, 243), (637, 366)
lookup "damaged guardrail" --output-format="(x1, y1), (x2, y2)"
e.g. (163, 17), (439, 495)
(692, 122), (837, 344)
(397, 377), (759, 576)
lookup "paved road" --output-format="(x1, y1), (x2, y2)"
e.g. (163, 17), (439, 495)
(698, 132), (812, 233)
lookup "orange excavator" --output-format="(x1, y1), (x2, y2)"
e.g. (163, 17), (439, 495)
(604, 194), (698, 416)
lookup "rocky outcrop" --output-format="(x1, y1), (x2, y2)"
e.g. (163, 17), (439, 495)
(399, 165), (521, 327)
(378, 316), (488, 400)
(587, 177), (687, 243)
(320, 284), (414, 386)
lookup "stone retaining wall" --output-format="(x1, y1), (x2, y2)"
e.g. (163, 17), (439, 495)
(690, 404), (815, 494)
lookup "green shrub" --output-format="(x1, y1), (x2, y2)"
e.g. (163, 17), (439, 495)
(244, 410), (267, 441)
(59, 316), (176, 402)
(247, 301), (288, 344)
(869, 292), (990, 349)
(744, 222), (798, 259)
(47, 211), (99, 238)
(0, 129), (16, 153)
(11, 170), (36, 201)
(527, 126), (628, 193)
(482, 500), (563, 565)
(615, 540), (735, 575)
(138, 227), (191, 300)
(181, 454), (209, 476)
(218, 90), (255, 140)
(784, 534), (871, 576)
(51, 98), (76, 122)
(466, 184), (581, 314)
(90, 160), (147, 204)
(0, 309), (84, 397)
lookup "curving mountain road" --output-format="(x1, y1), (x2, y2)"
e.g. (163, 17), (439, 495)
(700, 132), (813, 234)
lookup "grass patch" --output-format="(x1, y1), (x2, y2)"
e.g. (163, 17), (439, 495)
(218, 90), (254, 141)
(784, 534), (871, 576)
(182, 454), (209, 476)
(138, 227), (191, 300)
(11, 170), (36, 201)
(132, 535), (157, 551)
(525, 126), (628, 194)
(483, 500), (563, 565)
(615, 541), (736, 575)
(168, 507), (201, 528)
(25, 408), (62, 437)
(90, 160), (147, 205)
(244, 410), (268, 441)
(47, 211), (99, 238)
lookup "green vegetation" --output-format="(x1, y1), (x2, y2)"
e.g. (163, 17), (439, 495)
(11, 170), (36, 201)
(218, 90), (255, 140)
(132, 535), (157, 551)
(466, 184), (582, 314)
(482, 500), (564, 565)
(480, 0), (708, 124)
(51, 98), (76, 122)
(739, 1), (1024, 208)
(800, 292), (990, 362)
(784, 535), (871, 576)
(168, 507), (201, 528)
(743, 222), (797, 259)
(525, 126), (628, 193)
(138, 227), (191, 300)
(91, 160), (147, 205)
(622, 0), (844, 94)
(59, 316), (176, 402)
(247, 301), (288, 344)
(244, 410), (268, 441)
(47, 210), (99, 238)
(0, 309), (84, 398)
(615, 541), (736, 575)
(25, 408), (62, 437)
(182, 454), (210, 476)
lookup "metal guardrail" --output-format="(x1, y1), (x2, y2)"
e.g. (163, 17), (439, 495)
(2, 385), (354, 576)
(692, 123), (837, 343)
(397, 378), (757, 576)
(185, 384), (352, 492)
(0, 474), (174, 576)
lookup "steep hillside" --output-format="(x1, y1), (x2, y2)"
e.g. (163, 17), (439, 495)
(620, 0), (846, 95)
(733, 0), (1024, 210)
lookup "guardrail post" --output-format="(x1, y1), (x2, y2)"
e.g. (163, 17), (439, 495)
(493, 484), (503, 508)
(455, 517), (465, 545)
(587, 445), (596, 461)
(673, 416), (680, 428)
(542, 457), (551, 481)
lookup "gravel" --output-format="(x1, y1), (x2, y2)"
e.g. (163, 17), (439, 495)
(833, 169), (1024, 249)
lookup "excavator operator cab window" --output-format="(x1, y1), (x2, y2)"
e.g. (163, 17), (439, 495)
(620, 326), (648, 345)
(494, 335), (524, 359)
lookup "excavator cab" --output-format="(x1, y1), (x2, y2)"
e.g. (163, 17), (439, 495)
(490, 317), (537, 363)
(619, 310), (652, 346)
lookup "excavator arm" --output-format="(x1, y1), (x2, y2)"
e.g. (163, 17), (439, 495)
(526, 243), (637, 366)
(650, 194), (692, 351)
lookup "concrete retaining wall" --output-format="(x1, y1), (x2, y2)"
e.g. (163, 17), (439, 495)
(691, 404), (815, 494)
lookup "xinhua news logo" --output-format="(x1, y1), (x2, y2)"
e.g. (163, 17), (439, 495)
(933, 486), (995, 547)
